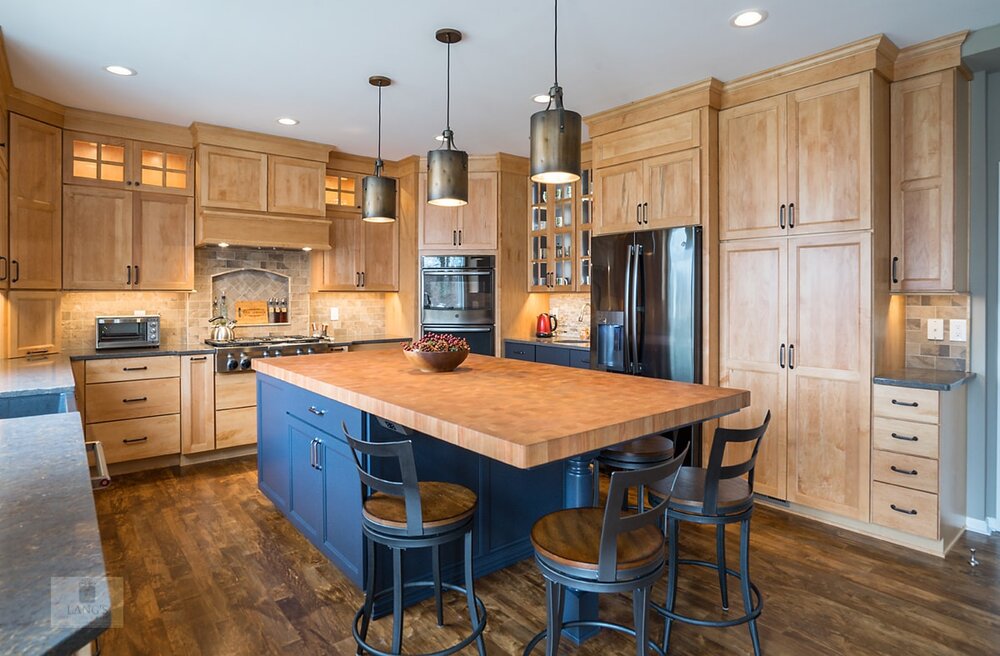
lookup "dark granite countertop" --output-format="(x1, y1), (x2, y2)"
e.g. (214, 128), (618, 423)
(0, 412), (111, 654)
(504, 337), (590, 352)
(0, 355), (76, 399)
(65, 340), (214, 361)
(874, 368), (976, 391)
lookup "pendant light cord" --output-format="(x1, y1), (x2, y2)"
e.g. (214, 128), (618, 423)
(553, 0), (559, 87)
(377, 84), (382, 161)
(446, 40), (452, 137)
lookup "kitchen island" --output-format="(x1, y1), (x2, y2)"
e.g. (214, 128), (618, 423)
(253, 350), (748, 638)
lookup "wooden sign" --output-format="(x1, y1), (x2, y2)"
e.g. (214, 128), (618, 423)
(235, 300), (268, 324)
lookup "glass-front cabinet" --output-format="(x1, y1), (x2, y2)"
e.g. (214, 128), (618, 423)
(63, 132), (194, 196)
(528, 154), (593, 293)
(325, 171), (361, 212)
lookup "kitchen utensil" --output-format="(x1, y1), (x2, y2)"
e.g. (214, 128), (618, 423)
(536, 313), (558, 338)
(209, 316), (236, 342)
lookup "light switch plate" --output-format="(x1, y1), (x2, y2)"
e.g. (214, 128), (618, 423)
(949, 319), (967, 342)
(927, 318), (945, 341)
(329, 307), (339, 321)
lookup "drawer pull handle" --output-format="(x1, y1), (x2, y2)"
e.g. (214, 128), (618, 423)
(190, 356), (208, 361)
(308, 406), (326, 416)
(122, 436), (148, 445)
(27, 349), (50, 355)
(891, 432), (918, 442)
(890, 465), (918, 476)
(122, 397), (148, 403)
(891, 399), (919, 407)
(890, 504), (918, 516)
(123, 366), (148, 371)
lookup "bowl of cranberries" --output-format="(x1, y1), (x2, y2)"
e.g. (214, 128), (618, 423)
(402, 333), (471, 372)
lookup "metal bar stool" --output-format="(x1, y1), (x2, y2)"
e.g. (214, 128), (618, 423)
(343, 422), (487, 656)
(648, 412), (770, 656)
(524, 445), (689, 656)
(592, 433), (675, 509)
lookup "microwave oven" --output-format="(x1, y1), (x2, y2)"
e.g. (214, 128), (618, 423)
(95, 315), (160, 350)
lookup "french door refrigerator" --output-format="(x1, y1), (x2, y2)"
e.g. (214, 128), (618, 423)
(590, 226), (702, 462)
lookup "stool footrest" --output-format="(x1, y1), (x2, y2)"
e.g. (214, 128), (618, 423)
(523, 620), (667, 656)
(653, 558), (763, 628)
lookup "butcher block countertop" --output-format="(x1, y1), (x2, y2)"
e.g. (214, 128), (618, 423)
(254, 351), (749, 469)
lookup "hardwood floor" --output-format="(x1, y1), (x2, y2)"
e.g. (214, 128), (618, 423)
(93, 456), (999, 655)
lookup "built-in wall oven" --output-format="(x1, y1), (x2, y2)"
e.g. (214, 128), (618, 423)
(420, 255), (495, 356)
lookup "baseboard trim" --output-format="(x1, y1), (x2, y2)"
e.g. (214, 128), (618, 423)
(966, 517), (991, 535)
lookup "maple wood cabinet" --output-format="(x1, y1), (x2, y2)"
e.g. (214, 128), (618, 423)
(418, 171), (498, 251)
(5, 290), (61, 358)
(268, 155), (325, 217)
(181, 354), (216, 455)
(9, 114), (61, 290)
(0, 160), (8, 290)
(311, 212), (398, 291)
(198, 145), (324, 217)
(64, 132), (194, 196)
(63, 185), (194, 290)
(720, 73), (874, 240)
(890, 69), (969, 293)
(528, 159), (593, 292)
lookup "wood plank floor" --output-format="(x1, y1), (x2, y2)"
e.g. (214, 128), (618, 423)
(92, 456), (999, 655)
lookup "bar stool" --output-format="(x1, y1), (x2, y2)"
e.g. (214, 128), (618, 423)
(592, 433), (675, 509)
(649, 412), (770, 656)
(343, 422), (487, 656)
(524, 445), (689, 656)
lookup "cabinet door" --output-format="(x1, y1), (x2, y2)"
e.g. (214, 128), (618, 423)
(181, 354), (215, 454)
(361, 219), (398, 291)
(643, 148), (701, 230)
(258, 377), (290, 510)
(311, 214), (360, 291)
(197, 145), (267, 211)
(6, 291), (61, 357)
(786, 232), (871, 520)
(787, 74), (872, 235)
(62, 186), (133, 290)
(418, 172), (459, 250)
(594, 160), (642, 236)
(9, 114), (61, 290)
(718, 239), (788, 499)
(133, 192), (194, 290)
(458, 172), (498, 250)
(133, 142), (194, 196)
(718, 96), (787, 240)
(268, 155), (325, 217)
(288, 418), (325, 544)
(63, 131), (129, 189)
(0, 163), (10, 289)
(322, 437), (363, 586)
(890, 70), (965, 293)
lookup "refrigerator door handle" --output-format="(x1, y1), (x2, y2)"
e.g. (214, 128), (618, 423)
(623, 244), (633, 374)
(630, 244), (641, 373)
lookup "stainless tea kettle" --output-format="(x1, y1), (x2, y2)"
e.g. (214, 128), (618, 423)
(209, 316), (236, 342)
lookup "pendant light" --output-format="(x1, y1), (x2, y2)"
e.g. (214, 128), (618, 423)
(427, 28), (469, 207)
(530, 0), (581, 184)
(362, 75), (397, 223)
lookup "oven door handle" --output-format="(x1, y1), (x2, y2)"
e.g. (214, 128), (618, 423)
(421, 326), (493, 332)
(422, 270), (493, 276)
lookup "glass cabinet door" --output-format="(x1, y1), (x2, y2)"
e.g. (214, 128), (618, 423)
(578, 166), (593, 291)
(529, 181), (551, 291)
(65, 133), (129, 188)
(134, 142), (194, 196)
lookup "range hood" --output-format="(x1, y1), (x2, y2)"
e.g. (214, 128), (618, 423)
(195, 209), (332, 251)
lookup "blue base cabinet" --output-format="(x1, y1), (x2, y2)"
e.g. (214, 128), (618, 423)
(504, 340), (591, 369)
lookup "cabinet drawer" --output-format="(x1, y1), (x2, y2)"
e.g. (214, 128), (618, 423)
(872, 417), (938, 459)
(871, 481), (938, 540)
(504, 342), (535, 361)
(215, 372), (257, 409)
(86, 378), (180, 422)
(872, 450), (938, 493)
(86, 356), (180, 383)
(535, 345), (571, 367)
(85, 414), (180, 463)
(873, 385), (939, 423)
(569, 349), (592, 369)
(216, 406), (257, 448)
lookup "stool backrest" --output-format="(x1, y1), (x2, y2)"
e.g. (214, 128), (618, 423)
(598, 444), (688, 582)
(342, 421), (425, 535)
(703, 411), (771, 515)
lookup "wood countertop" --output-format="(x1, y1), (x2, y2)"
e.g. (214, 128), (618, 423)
(254, 351), (749, 469)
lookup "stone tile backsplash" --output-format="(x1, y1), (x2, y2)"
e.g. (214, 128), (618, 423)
(61, 291), (190, 351)
(309, 292), (388, 341)
(549, 293), (591, 339)
(904, 294), (969, 371)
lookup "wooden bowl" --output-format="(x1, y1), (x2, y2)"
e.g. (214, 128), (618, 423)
(403, 349), (469, 373)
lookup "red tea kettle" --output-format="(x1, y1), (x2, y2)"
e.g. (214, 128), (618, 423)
(536, 313), (558, 338)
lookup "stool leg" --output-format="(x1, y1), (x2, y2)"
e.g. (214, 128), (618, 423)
(662, 515), (679, 653)
(357, 535), (377, 655)
(716, 524), (730, 611)
(633, 584), (651, 656)
(740, 517), (761, 656)
(463, 530), (487, 656)
(391, 547), (404, 655)
(593, 461), (600, 507)
(545, 578), (564, 656)
(432, 544), (444, 627)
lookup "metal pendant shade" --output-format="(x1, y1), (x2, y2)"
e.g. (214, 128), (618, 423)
(530, 0), (581, 184)
(427, 28), (469, 207)
(362, 75), (397, 223)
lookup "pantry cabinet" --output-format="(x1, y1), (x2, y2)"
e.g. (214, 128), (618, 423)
(418, 171), (498, 251)
(5, 291), (62, 358)
(311, 213), (398, 291)
(9, 114), (61, 290)
(63, 132), (194, 196)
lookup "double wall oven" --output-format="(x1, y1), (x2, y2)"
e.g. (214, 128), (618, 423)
(420, 255), (496, 356)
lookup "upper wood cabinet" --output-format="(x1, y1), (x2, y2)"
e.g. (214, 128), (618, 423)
(6, 290), (61, 358)
(268, 155), (325, 217)
(527, 158), (593, 293)
(720, 73), (874, 240)
(9, 114), (61, 290)
(0, 162), (9, 290)
(133, 193), (195, 290)
(198, 145), (267, 211)
(890, 69), (969, 293)
(418, 171), (498, 251)
(64, 132), (194, 196)
(325, 171), (362, 212)
(311, 213), (398, 292)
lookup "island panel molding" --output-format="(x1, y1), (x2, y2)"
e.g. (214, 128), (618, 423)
(253, 350), (748, 469)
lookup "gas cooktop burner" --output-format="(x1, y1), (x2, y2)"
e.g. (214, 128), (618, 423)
(206, 335), (344, 373)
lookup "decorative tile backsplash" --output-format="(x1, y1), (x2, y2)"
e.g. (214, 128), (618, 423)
(549, 293), (591, 339)
(61, 292), (190, 351)
(904, 294), (969, 371)
(309, 292), (388, 341)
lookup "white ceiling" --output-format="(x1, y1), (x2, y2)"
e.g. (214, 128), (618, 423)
(3, 1), (1000, 160)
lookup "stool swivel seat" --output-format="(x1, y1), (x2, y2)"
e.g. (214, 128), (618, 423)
(343, 422), (487, 656)
(524, 445), (689, 656)
(649, 412), (771, 656)
(593, 433), (675, 509)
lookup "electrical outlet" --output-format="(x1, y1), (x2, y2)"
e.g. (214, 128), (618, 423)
(927, 318), (945, 341)
(949, 319), (967, 342)
(329, 307), (339, 321)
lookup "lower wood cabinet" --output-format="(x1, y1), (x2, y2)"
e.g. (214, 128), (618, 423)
(5, 291), (61, 358)
(181, 354), (215, 454)
(215, 373), (257, 448)
(86, 414), (181, 464)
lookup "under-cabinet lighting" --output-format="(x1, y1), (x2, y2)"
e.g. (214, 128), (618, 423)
(302, 247), (313, 251)
(730, 9), (767, 27)
(218, 242), (229, 248)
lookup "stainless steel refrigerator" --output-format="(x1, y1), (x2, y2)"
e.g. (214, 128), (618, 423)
(590, 226), (702, 460)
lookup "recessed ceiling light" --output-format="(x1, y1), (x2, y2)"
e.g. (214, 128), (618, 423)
(532, 93), (551, 104)
(218, 242), (230, 248)
(104, 65), (137, 76)
(277, 117), (299, 126)
(730, 9), (767, 28)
